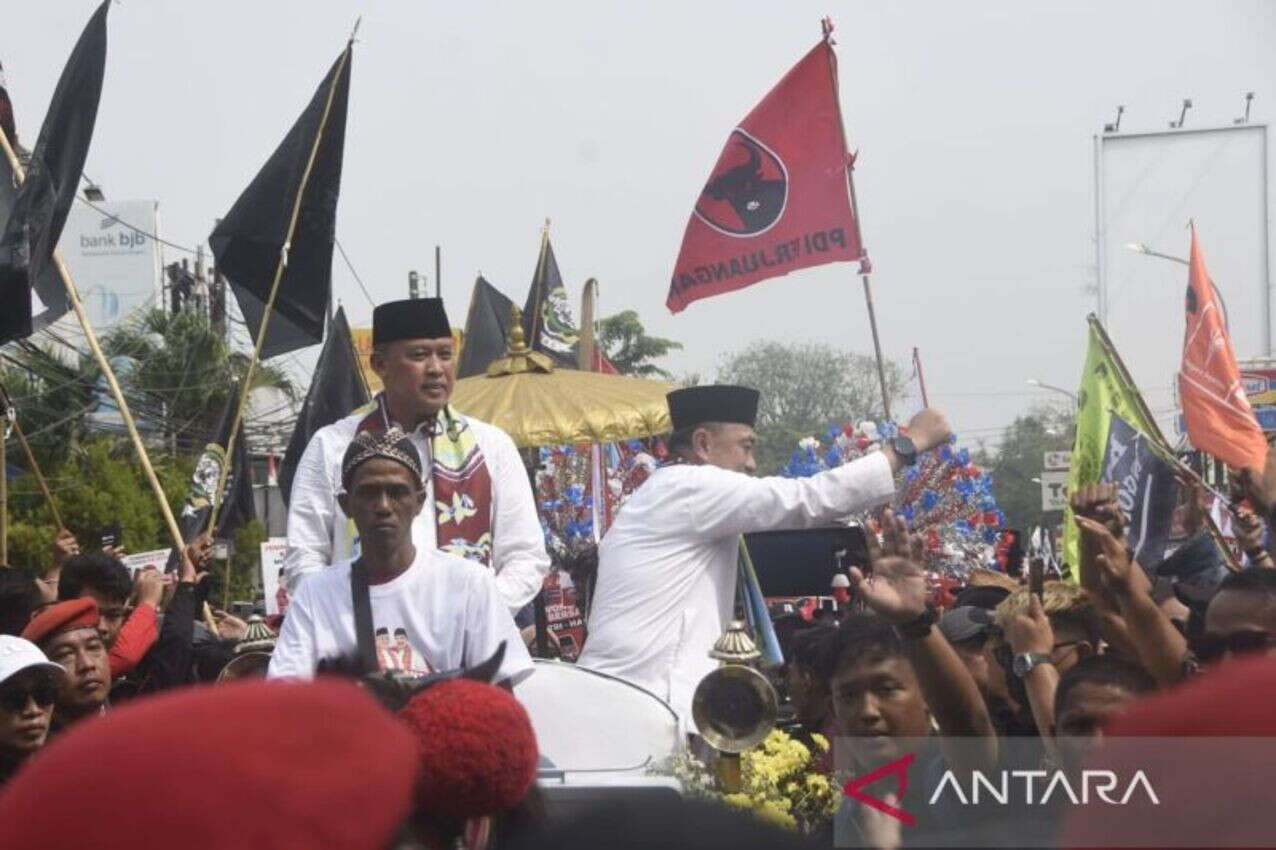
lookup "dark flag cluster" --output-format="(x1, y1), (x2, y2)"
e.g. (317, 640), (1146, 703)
(279, 306), (369, 504)
(666, 32), (867, 313)
(0, 1), (109, 344)
(210, 44), (352, 358)
(1100, 412), (1178, 571)
(458, 276), (515, 378)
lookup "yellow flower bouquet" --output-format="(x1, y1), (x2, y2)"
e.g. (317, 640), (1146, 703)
(668, 729), (840, 834)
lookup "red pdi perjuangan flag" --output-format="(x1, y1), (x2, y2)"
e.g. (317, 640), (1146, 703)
(666, 30), (866, 313)
(1178, 225), (1268, 470)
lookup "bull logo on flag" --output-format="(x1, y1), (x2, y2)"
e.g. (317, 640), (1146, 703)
(694, 130), (788, 236)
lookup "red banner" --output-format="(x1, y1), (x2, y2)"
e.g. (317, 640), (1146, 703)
(666, 37), (866, 313)
(1178, 225), (1268, 470)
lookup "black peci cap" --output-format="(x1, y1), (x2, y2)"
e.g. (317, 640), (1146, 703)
(666, 385), (760, 431)
(372, 298), (451, 345)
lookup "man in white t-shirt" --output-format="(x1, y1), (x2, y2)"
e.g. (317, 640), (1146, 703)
(268, 427), (532, 686)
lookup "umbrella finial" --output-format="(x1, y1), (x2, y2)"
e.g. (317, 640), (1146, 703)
(507, 304), (531, 354)
(485, 305), (555, 376)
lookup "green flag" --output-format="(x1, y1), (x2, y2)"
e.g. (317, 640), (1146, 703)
(1062, 315), (1170, 579)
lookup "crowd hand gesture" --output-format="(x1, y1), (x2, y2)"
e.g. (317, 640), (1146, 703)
(1074, 516), (1139, 597)
(1233, 507), (1267, 552)
(850, 510), (928, 624)
(1235, 443), (1276, 516)
(1005, 593), (1054, 656)
(51, 529), (79, 567)
(181, 534), (215, 582)
(133, 566), (166, 608)
(1070, 483), (1126, 539)
(213, 610), (249, 641)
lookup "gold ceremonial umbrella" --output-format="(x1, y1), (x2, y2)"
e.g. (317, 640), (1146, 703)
(450, 307), (674, 448)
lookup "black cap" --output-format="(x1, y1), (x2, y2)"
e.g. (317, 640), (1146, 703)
(938, 606), (994, 644)
(372, 298), (451, 344)
(666, 385), (759, 431)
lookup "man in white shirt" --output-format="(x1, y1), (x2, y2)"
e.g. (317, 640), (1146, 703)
(269, 427), (533, 686)
(282, 298), (549, 612)
(578, 385), (952, 721)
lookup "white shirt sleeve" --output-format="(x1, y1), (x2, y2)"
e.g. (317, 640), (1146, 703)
(282, 430), (338, 592)
(689, 450), (897, 540)
(485, 428), (552, 612)
(266, 583), (319, 679)
(464, 565), (535, 686)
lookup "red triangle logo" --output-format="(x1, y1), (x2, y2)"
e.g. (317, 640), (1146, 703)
(842, 752), (916, 826)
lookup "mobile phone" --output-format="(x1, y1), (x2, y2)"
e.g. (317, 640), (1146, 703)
(1029, 556), (1045, 601)
(99, 522), (122, 550)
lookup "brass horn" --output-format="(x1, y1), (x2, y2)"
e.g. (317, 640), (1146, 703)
(691, 620), (778, 754)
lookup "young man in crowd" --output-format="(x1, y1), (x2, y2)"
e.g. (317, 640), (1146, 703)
(580, 383), (953, 722)
(283, 298), (549, 613)
(1052, 654), (1156, 769)
(0, 568), (43, 637)
(58, 552), (163, 678)
(830, 511), (999, 848)
(783, 623), (838, 770)
(1200, 569), (1276, 663)
(20, 598), (111, 734)
(269, 427), (532, 686)
(0, 635), (65, 786)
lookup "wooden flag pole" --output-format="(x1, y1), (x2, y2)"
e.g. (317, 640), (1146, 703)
(0, 131), (187, 555)
(206, 39), (353, 535)
(2, 379), (63, 529)
(913, 346), (930, 408)
(861, 274), (893, 422)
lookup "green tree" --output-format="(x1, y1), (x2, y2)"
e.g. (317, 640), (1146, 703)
(596, 310), (683, 379)
(5, 437), (192, 571)
(716, 341), (907, 474)
(975, 404), (1075, 532)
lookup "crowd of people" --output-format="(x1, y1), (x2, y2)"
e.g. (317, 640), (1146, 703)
(3, 294), (1276, 849)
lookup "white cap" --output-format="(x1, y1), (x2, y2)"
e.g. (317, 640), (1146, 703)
(0, 635), (65, 687)
(830, 573), (851, 588)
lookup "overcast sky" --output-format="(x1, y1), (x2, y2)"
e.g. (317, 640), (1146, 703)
(6, 0), (1274, 455)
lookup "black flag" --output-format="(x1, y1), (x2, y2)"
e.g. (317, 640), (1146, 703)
(279, 306), (369, 504)
(0, 2), (108, 344)
(210, 44), (351, 358)
(458, 275), (515, 378)
(1100, 411), (1178, 571)
(521, 232), (579, 368)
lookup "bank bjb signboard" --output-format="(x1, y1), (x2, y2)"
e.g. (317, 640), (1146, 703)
(56, 200), (161, 331)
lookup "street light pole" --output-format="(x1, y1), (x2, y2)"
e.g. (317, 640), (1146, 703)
(1026, 378), (1079, 407)
(1124, 241), (1230, 332)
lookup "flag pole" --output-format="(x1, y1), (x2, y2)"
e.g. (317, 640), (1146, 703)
(206, 40), (353, 535)
(0, 387), (64, 530)
(822, 18), (892, 422)
(861, 273), (892, 422)
(0, 130), (187, 554)
(913, 346), (930, 407)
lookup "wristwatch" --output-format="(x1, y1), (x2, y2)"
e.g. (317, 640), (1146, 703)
(895, 604), (936, 639)
(1012, 652), (1053, 678)
(889, 435), (918, 467)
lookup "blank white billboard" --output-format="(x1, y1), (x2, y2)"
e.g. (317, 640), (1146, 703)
(1098, 124), (1270, 439)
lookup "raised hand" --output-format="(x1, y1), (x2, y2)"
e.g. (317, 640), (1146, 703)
(850, 510), (928, 624)
(51, 529), (79, 567)
(1005, 592), (1054, 656)
(1235, 443), (1276, 516)
(904, 409), (953, 454)
(1074, 515), (1136, 595)
(134, 566), (165, 608)
(1070, 482), (1126, 539)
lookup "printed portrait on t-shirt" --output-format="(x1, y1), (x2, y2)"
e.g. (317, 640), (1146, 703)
(375, 624), (431, 676)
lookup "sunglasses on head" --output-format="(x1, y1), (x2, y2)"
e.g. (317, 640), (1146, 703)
(1197, 630), (1276, 664)
(0, 682), (58, 713)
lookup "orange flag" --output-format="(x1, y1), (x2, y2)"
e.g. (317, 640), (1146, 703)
(1178, 225), (1268, 470)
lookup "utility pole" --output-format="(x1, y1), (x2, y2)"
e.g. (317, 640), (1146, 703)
(435, 245), (441, 299)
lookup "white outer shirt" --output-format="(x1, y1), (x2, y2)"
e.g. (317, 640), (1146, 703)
(266, 547), (534, 685)
(282, 408), (550, 612)
(577, 451), (896, 721)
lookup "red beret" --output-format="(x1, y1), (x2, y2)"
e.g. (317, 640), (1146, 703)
(399, 679), (538, 820)
(20, 597), (99, 646)
(0, 679), (420, 850)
